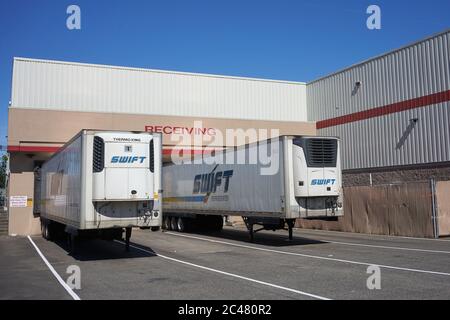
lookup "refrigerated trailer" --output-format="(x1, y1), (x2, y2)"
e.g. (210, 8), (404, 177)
(36, 130), (163, 251)
(162, 136), (343, 241)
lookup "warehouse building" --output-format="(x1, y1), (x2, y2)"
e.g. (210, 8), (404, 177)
(6, 58), (314, 235)
(299, 29), (450, 238)
(5, 29), (450, 237)
(307, 29), (450, 186)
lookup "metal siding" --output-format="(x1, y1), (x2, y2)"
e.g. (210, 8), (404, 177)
(307, 30), (450, 170)
(11, 58), (307, 122)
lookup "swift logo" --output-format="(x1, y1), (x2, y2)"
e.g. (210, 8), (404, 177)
(311, 179), (336, 186)
(111, 156), (146, 164)
(193, 170), (234, 194)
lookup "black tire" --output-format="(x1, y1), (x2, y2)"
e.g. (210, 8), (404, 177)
(170, 217), (178, 231)
(162, 216), (171, 230)
(177, 217), (186, 232)
(208, 216), (223, 231)
(151, 226), (160, 232)
(41, 219), (51, 240)
(41, 221), (46, 238)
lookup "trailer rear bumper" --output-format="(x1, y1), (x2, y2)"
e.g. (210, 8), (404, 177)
(84, 217), (161, 229)
(292, 196), (344, 219)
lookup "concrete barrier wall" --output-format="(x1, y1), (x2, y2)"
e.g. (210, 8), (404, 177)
(436, 181), (450, 237)
(8, 172), (41, 236)
(296, 182), (435, 238)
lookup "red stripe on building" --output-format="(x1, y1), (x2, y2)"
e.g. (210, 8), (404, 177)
(7, 146), (61, 153)
(316, 90), (450, 129)
(7, 145), (221, 155)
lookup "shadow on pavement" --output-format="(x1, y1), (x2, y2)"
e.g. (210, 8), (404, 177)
(51, 237), (157, 261)
(172, 227), (327, 247)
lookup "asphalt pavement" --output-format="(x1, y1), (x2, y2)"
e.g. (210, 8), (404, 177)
(1, 226), (449, 300)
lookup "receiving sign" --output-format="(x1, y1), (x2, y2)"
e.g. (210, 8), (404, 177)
(9, 196), (28, 208)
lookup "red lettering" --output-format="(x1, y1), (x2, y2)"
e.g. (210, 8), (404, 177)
(145, 125), (217, 136)
(173, 127), (182, 134)
(163, 126), (172, 134)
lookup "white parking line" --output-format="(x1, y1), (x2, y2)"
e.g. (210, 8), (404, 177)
(299, 228), (450, 242)
(166, 232), (450, 277)
(228, 227), (450, 254)
(120, 241), (330, 300)
(27, 236), (81, 301)
(317, 240), (450, 254)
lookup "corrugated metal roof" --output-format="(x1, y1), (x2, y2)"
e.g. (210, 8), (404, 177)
(13, 57), (306, 85)
(11, 58), (307, 122)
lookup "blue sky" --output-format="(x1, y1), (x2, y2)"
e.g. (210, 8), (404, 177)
(0, 0), (449, 155)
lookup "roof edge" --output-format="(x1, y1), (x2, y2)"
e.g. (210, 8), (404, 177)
(12, 57), (307, 86)
(308, 28), (450, 85)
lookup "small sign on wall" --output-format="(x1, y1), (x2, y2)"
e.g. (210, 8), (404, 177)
(10, 196), (28, 208)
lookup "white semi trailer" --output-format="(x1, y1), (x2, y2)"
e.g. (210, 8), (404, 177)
(36, 130), (162, 251)
(163, 136), (343, 241)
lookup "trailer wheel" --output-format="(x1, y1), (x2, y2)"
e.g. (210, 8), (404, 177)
(41, 223), (47, 239)
(212, 216), (223, 231)
(41, 219), (51, 240)
(170, 217), (178, 231)
(162, 216), (171, 230)
(177, 217), (186, 233)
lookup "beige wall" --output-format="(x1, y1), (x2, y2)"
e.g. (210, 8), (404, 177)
(8, 108), (316, 147)
(8, 153), (50, 236)
(7, 108), (316, 235)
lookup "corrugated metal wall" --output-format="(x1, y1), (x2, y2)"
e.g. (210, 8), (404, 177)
(11, 58), (307, 122)
(307, 30), (450, 170)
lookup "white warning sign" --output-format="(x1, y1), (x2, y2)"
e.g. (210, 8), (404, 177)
(9, 196), (28, 208)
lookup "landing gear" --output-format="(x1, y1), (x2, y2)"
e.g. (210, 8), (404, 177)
(248, 223), (254, 242)
(243, 217), (258, 242)
(243, 217), (296, 242)
(125, 227), (132, 252)
(286, 219), (295, 241)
